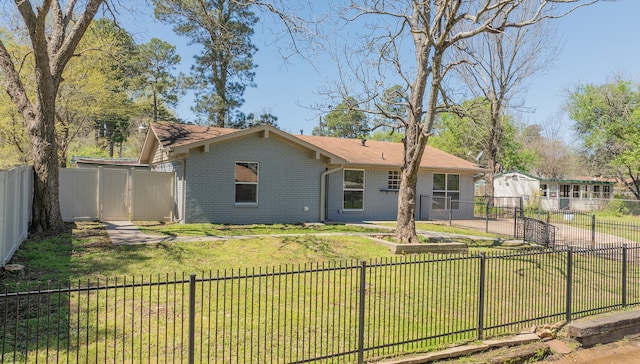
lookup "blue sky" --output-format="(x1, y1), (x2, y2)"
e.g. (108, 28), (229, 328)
(120, 1), (639, 139)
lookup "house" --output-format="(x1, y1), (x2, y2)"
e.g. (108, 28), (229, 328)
(138, 122), (486, 224)
(493, 171), (616, 211)
(71, 156), (148, 169)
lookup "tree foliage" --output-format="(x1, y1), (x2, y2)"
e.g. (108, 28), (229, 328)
(59, 18), (138, 161)
(313, 97), (369, 138)
(154, 0), (258, 127)
(0, 0), (105, 234)
(567, 80), (640, 199)
(232, 111), (279, 129)
(135, 37), (183, 122)
(431, 99), (536, 182)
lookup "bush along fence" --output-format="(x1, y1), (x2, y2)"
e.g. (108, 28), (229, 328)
(3, 246), (640, 363)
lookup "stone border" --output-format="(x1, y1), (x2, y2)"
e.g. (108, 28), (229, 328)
(365, 234), (469, 254)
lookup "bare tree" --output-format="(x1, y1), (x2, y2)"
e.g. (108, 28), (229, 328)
(451, 4), (557, 198)
(0, 1), (105, 234)
(329, 0), (597, 244)
(525, 116), (579, 179)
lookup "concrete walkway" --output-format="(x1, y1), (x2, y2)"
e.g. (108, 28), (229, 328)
(103, 221), (235, 245)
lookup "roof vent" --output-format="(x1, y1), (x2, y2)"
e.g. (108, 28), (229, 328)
(361, 139), (367, 146)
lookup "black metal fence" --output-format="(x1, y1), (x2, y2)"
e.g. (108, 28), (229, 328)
(3, 246), (640, 363)
(439, 197), (640, 249)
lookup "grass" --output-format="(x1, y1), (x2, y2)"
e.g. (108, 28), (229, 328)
(134, 221), (390, 237)
(1, 222), (394, 284)
(373, 221), (505, 238)
(3, 221), (634, 363)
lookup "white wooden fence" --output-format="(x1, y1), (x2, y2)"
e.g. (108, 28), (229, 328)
(0, 165), (32, 266)
(59, 167), (175, 222)
(1, 165), (174, 266)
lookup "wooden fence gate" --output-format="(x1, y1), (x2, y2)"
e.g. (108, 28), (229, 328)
(59, 167), (174, 222)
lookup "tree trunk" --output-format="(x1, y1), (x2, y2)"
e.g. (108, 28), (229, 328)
(28, 97), (65, 234)
(395, 165), (420, 244)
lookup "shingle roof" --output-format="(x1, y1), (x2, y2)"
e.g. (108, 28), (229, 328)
(152, 122), (237, 149)
(295, 134), (483, 171)
(146, 122), (485, 172)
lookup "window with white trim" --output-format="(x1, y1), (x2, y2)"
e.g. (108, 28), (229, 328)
(432, 173), (460, 210)
(540, 184), (548, 197)
(387, 170), (401, 190)
(593, 185), (601, 199)
(235, 162), (258, 204)
(343, 169), (364, 210)
(603, 185), (611, 199)
(572, 185), (580, 199)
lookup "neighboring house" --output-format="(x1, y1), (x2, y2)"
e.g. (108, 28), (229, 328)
(138, 122), (486, 224)
(71, 157), (148, 170)
(493, 171), (616, 211)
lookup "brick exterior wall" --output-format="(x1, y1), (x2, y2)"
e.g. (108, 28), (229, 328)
(183, 134), (326, 224)
(325, 168), (476, 221)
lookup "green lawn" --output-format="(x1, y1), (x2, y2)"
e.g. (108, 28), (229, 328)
(1, 221), (637, 363)
(1, 222), (396, 284)
(1, 221), (524, 286)
(134, 220), (390, 236)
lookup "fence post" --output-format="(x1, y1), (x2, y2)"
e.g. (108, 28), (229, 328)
(591, 215), (596, 248)
(188, 274), (196, 364)
(477, 253), (486, 340)
(622, 245), (628, 307)
(513, 207), (517, 238)
(357, 260), (367, 364)
(565, 248), (573, 323)
(485, 202), (489, 233)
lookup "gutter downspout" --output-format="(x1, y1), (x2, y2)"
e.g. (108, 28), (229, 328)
(176, 158), (186, 223)
(320, 165), (343, 222)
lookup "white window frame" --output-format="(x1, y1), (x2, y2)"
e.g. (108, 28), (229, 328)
(343, 169), (365, 211)
(432, 173), (460, 210)
(540, 184), (548, 197)
(234, 161), (259, 205)
(387, 170), (401, 190)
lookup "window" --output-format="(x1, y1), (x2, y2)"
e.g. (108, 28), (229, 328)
(235, 162), (258, 204)
(343, 169), (364, 210)
(387, 171), (401, 190)
(540, 184), (548, 197)
(432, 173), (460, 210)
(572, 185), (580, 198)
(603, 185), (611, 199)
(560, 185), (570, 198)
(593, 185), (601, 199)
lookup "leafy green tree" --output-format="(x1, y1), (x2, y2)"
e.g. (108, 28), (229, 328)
(313, 97), (370, 138)
(431, 98), (536, 194)
(154, 0), (258, 127)
(136, 38), (183, 122)
(58, 18), (137, 163)
(0, 0), (106, 234)
(568, 80), (640, 199)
